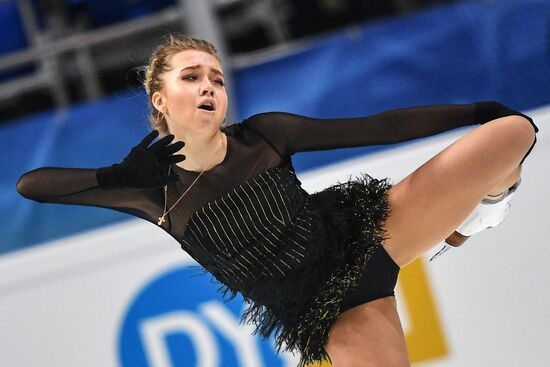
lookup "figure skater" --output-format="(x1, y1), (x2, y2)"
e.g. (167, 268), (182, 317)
(17, 34), (538, 366)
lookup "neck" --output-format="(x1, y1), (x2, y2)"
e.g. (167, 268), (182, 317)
(174, 129), (226, 172)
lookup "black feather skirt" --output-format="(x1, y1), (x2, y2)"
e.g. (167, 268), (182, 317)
(184, 168), (393, 367)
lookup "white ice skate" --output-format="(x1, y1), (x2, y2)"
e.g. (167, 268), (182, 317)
(428, 178), (521, 262)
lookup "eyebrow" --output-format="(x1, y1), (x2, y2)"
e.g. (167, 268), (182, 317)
(180, 64), (224, 78)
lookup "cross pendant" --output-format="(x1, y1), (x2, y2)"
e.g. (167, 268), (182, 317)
(157, 216), (166, 225)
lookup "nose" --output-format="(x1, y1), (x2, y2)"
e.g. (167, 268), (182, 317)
(200, 80), (214, 96)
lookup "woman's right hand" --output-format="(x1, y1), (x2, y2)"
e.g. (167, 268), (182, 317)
(96, 130), (186, 189)
(475, 101), (538, 133)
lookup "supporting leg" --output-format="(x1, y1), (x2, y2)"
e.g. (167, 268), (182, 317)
(326, 297), (410, 367)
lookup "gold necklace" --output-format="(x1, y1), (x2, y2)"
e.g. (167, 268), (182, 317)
(157, 133), (224, 226)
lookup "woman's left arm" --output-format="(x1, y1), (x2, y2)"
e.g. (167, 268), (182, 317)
(243, 102), (537, 157)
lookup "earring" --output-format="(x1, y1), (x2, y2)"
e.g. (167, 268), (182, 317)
(156, 110), (170, 134)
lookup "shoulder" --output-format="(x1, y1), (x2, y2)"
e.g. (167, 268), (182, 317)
(242, 111), (313, 131)
(238, 112), (299, 157)
(243, 111), (290, 126)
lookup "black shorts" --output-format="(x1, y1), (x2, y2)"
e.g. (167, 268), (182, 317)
(340, 244), (400, 312)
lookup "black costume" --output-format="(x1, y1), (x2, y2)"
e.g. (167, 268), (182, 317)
(17, 102), (537, 366)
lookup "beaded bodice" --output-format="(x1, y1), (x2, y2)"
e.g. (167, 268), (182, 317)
(178, 167), (315, 296)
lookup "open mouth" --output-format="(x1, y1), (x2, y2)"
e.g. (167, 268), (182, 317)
(198, 102), (215, 111)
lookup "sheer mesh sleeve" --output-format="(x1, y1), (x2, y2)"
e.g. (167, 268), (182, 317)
(16, 167), (158, 222)
(242, 104), (480, 156)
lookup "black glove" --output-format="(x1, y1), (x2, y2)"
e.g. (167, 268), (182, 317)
(474, 100), (539, 133)
(96, 130), (186, 189)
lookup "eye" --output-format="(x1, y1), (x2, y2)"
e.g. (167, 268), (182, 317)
(214, 79), (225, 86)
(182, 75), (197, 81)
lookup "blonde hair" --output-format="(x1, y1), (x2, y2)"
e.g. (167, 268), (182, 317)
(143, 34), (221, 134)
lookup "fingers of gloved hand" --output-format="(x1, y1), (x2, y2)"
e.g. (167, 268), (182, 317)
(159, 154), (186, 166)
(138, 130), (160, 149)
(498, 105), (534, 123)
(157, 141), (185, 158)
(476, 101), (536, 131)
(149, 134), (175, 153)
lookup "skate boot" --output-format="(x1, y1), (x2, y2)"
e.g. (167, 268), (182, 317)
(428, 177), (521, 262)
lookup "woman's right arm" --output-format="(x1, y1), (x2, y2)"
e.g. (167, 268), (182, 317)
(17, 167), (103, 204)
(16, 130), (185, 220)
(16, 168), (158, 221)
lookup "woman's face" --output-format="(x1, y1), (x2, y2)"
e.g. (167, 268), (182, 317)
(153, 49), (228, 134)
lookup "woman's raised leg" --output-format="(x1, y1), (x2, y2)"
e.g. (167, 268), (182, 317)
(382, 115), (536, 268)
(324, 115), (535, 366)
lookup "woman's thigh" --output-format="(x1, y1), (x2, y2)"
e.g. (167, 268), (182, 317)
(325, 296), (410, 367)
(381, 116), (535, 267)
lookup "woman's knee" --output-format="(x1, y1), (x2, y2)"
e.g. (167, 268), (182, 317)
(486, 115), (536, 156)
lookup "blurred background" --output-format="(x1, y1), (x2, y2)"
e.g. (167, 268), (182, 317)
(0, 0), (448, 123)
(2, 0), (549, 366)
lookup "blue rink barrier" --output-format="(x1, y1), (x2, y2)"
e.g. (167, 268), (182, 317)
(4, 0), (550, 253)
